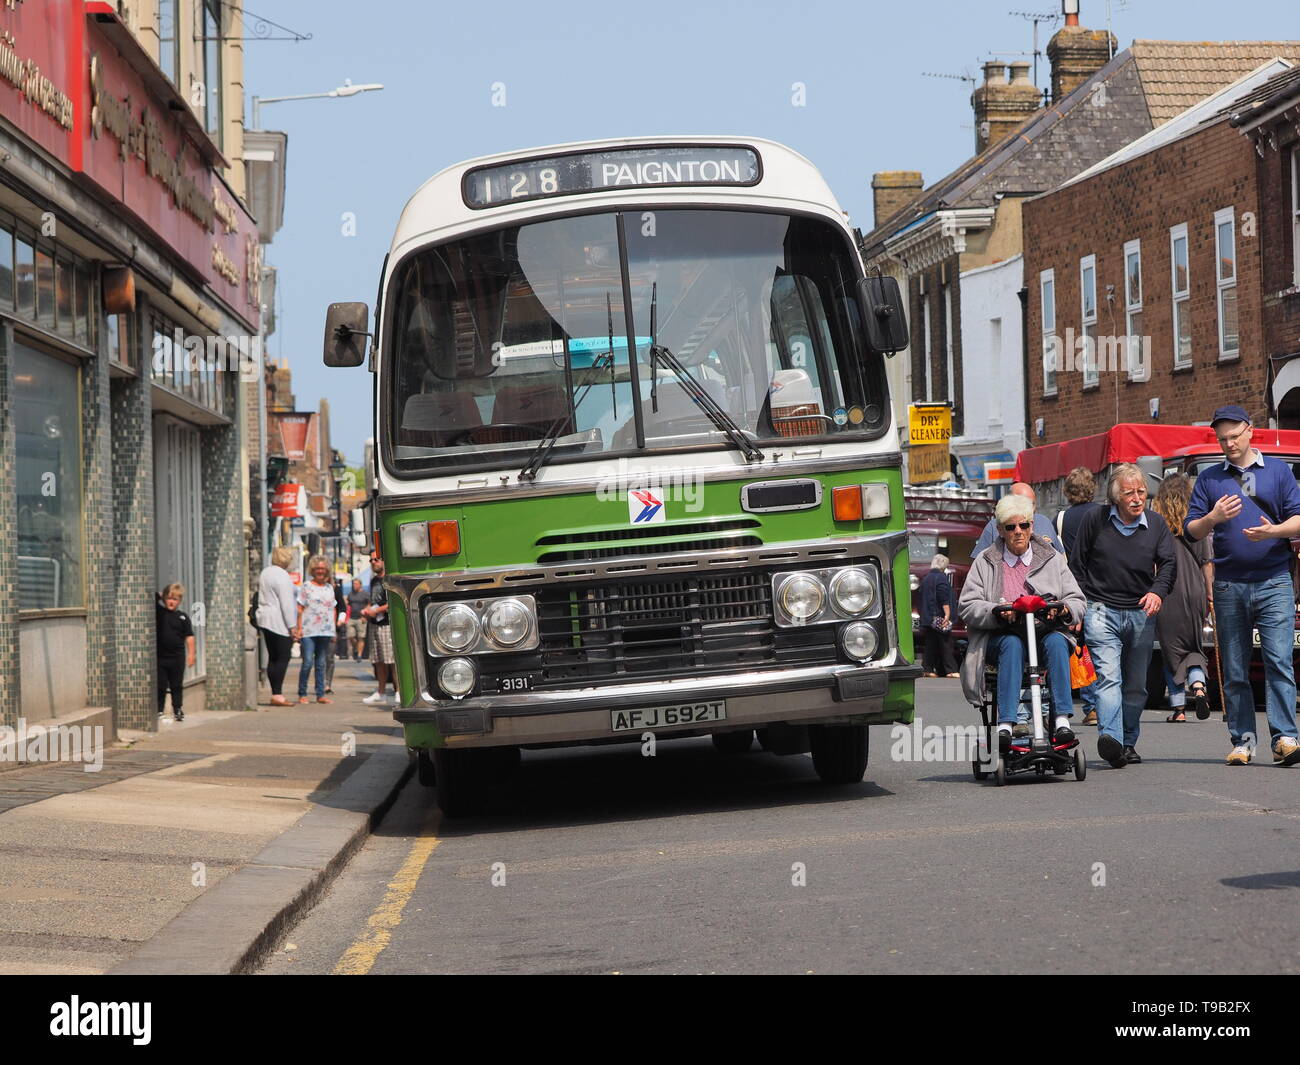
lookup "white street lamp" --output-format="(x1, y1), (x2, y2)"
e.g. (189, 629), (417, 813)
(250, 79), (384, 129)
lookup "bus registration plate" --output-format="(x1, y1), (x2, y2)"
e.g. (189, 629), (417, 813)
(610, 701), (726, 732)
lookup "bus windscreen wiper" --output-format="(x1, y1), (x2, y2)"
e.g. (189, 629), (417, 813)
(519, 294), (619, 481)
(646, 282), (764, 462)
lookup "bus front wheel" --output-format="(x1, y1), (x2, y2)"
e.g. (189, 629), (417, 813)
(416, 749), (436, 787)
(809, 724), (869, 785)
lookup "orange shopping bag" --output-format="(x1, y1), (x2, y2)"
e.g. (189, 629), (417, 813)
(1070, 644), (1097, 689)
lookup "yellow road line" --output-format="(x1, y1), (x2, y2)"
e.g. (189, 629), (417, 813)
(333, 810), (442, 975)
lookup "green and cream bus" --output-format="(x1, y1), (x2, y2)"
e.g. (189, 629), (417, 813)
(324, 137), (919, 815)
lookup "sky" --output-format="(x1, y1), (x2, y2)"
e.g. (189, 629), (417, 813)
(243, 0), (1298, 465)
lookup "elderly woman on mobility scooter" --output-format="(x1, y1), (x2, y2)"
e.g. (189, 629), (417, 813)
(959, 493), (1087, 758)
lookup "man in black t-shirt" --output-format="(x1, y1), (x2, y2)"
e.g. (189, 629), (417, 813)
(361, 557), (396, 705)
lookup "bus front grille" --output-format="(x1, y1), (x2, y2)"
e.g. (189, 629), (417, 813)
(471, 569), (840, 690)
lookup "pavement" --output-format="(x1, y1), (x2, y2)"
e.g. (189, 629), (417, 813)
(0, 660), (412, 975)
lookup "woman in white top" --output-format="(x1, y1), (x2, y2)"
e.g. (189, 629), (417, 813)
(296, 554), (342, 704)
(256, 546), (299, 706)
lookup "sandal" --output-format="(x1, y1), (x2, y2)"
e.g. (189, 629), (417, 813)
(316, 696), (333, 704)
(1188, 682), (1211, 720)
(1166, 710), (1186, 723)
(269, 695), (289, 706)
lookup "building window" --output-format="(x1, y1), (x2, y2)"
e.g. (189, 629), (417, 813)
(15, 343), (84, 610)
(942, 282), (954, 403)
(1292, 147), (1300, 288)
(1124, 239), (1144, 380)
(1041, 268), (1056, 395)
(1214, 207), (1239, 359)
(1080, 254), (1098, 388)
(921, 290), (932, 401)
(157, 0), (180, 84)
(15, 233), (34, 318)
(150, 311), (229, 416)
(35, 247), (55, 331)
(1170, 222), (1191, 368)
(154, 416), (207, 680)
(202, 0), (223, 147)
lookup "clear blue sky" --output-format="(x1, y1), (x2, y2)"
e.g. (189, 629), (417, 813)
(244, 0), (1295, 465)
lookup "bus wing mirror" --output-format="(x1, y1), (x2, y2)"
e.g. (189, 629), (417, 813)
(324, 302), (371, 367)
(1135, 455), (1163, 494)
(349, 507), (369, 548)
(857, 276), (909, 355)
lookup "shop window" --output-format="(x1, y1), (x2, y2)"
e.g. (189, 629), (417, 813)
(15, 235), (34, 318)
(35, 247), (54, 330)
(14, 343), (84, 610)
(0, 224), (13, 311)
(55, 257), (74, 334)
(73, 262), (90, 346)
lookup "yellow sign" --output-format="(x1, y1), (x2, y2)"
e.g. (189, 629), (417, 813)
(909, 443), (951, 484)
(909, 404), (952, 446)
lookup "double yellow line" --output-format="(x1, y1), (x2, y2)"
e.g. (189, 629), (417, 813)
(333, 809), (443, 975)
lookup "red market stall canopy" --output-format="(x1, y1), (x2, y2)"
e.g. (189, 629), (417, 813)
(1017, 424), (1300, 484)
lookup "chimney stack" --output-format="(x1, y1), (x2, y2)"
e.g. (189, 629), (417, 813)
(1047, 2), (1116, 103)
(971, 60), (1041, 154)
(871, 171), (924, 229)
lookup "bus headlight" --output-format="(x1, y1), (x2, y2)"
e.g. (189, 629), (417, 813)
(438, 657), (477, 698)
(830, 568), (875, 616)
(425, 596), (540, 655)
(779, 574), (825, 623)
(432, 604), (479, 653)
(842, 622), (878, 661)
(483, 598), (533, 649)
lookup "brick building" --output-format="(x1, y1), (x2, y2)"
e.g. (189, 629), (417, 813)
(0, 2), (260, 732)
(860, 0), (1300, 484)
(1230, 66), (1300, 426)
(1023, 61), (1292, 441)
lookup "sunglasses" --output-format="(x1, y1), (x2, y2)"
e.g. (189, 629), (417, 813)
(1002, 522), (1032, 531)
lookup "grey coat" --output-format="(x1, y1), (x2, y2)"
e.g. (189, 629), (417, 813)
(958, 534), (1087, 707)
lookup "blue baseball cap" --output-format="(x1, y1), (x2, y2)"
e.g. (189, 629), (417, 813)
(1210, 404), (1251, 427)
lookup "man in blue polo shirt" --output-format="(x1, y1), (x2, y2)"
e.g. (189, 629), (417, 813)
(1186, 405), (1300, 767)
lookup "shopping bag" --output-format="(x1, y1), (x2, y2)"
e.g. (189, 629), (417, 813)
(1070, 644), (1097, 689)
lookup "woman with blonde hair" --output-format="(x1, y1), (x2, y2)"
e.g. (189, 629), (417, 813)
(1151, 474), (1214, 721)
(296, 554), (342, 704)
(255, 545), (298, 706)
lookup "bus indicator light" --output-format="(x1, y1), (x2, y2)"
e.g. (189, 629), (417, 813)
(832, 486), (863, 521)
(428, 520), (461, 557)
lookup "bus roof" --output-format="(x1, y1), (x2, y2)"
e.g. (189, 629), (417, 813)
(388, 136), (849, 257)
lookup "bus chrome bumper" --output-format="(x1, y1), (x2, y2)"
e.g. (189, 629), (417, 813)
(394, 661), (921, 745)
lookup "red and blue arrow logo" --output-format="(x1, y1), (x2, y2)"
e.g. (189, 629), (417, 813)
(631, 488), (663, 523)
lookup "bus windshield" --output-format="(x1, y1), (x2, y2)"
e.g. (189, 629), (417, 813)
(387, 208), (888, 473)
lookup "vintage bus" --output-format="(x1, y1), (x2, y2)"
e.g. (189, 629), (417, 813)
(324, 137), (919, 814)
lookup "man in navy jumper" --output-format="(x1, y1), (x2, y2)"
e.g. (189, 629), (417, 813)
(1069, 463), (1175, 768)
(1185, 406), (1300, 767)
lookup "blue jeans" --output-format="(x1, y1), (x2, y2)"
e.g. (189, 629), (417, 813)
(1085, 603), (1155, 747)
(1162, 663), (1207, 709)
(987, 630), (1074, 726)
(1213, 573), (1298, 747)
(298, 635), (333, 699)
(1078, 680), (1097, 714)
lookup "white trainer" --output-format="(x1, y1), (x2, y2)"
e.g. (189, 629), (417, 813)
(361, 691), (387, 705)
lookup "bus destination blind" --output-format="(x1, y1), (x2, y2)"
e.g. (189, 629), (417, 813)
(463, 146), (760, 208)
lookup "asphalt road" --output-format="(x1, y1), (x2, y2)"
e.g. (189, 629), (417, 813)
(259, 679), (1300, 975)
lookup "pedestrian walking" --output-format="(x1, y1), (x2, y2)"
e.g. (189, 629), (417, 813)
(1068, 463), (1176, 768)
(362, 554), (397, 705)
(973, 481), (1064, 555)
(255, 546), (298, 706)
(959, 493), (1085, 751)
(323, 576), (348, 694)
(1185, 405), (1300, 766)
(156, 583), (196, 721)
(919, 553), (959, 677)
(1150, 474), (1213, 722)
(296, 555), (340, 704)
(1056, 466), (1101, 724)
(347, 577), (369, 659)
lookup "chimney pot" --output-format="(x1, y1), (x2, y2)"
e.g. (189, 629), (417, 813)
(983, 61), (1007, 85)
(871, 171), (924, 230)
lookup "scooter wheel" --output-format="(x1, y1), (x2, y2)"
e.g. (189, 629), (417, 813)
(994, 759), (1007, 787)
(1073, 747), (1087, 781)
